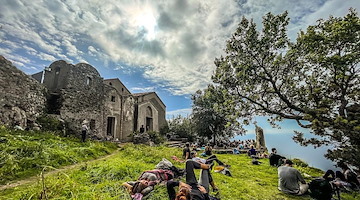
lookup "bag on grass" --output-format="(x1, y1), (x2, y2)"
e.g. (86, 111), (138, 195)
(309, 178), (333, 200)
(155, 158), (173, 170)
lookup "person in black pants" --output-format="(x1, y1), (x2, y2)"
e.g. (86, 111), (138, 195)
(167, 160), (212, 200)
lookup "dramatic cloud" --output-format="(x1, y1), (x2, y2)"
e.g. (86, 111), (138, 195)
(1, 0), (359, 95)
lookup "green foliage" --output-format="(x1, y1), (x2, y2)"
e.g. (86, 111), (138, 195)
(192, 86), (238, 142)
(167, 115), (196, 140)
(147, 131), (165, 144)
(211, 10), (360, 169)
(1, 144), (358, 200)
(36, 114), (64, 132)
(0, 128), (117, 185)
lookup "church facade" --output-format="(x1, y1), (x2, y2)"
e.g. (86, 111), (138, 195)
(32, 60), (167, 141)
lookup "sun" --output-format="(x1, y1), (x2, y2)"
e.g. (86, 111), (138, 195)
(135, 10), (157, 40)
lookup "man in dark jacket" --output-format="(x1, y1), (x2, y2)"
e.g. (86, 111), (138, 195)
(269, 148), (285, 167)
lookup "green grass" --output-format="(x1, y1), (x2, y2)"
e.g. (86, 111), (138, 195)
(0, 127), (118, 185)
(1, 143), (359, 200)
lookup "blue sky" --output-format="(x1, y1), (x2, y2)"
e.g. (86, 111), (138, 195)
(1, 0), (359, 124)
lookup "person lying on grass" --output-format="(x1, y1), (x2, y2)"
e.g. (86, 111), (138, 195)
(172, 151), (230, 192)
(167, 160), (220, 200)
(123, 159), (184, 199)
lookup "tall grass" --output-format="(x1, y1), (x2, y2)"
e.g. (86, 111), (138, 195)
(0, 127), (117, 185)
(1, 143), (359, 200)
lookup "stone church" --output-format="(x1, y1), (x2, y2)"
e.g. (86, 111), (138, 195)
(1, 56), (167, 141)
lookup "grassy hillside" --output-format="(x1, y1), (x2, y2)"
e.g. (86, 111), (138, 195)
(1, 143), (359, 200)
(0, 127), (118, 185)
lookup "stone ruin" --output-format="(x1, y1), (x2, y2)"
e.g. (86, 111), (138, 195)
(0, 56), (168, 142)
(255, 124), (266, 151)
(0, 56), (47, 128)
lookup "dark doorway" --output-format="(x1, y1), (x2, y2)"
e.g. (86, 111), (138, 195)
(146, 117), (153, 132)
(145, 106), (153, 131)
(47, 94), (62, 114)
(90, 119), (96, 130)
(106, 117), (115, 136)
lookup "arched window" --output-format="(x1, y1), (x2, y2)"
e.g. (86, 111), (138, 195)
(146, 106), (152, 117)
(86, 77), (92, 85)
(55, 67), (60, 74)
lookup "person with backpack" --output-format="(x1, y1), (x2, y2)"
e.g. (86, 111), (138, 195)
(278, 159), (309, 195)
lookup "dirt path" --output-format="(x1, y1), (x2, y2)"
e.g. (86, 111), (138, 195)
(0, 148), (121, 191)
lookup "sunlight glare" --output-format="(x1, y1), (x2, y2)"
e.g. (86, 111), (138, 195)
(135, 10), (157, 40)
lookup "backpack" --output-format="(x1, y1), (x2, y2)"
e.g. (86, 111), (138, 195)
(309, 178), (336, 200)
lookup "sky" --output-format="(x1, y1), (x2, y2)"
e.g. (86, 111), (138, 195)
(1, 0), (359, 122)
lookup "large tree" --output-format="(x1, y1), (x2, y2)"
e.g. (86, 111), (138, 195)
(212, 10), (360, 168)
(192, 85), (237, 143)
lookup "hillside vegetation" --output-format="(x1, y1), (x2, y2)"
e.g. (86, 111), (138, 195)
(0, 127), (118, 185)
(1, 138), (359, 199)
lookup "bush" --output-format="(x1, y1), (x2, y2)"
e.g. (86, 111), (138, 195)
(147, 131), (165, 144)
(36, 114), (63, 132)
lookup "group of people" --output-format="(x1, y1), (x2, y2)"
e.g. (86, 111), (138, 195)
(123, 142), (228, 200)
(270, 147), (360, 198)
(123, 142), (360, 200)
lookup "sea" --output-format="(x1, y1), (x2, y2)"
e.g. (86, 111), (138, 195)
(232, 132), (337, 172)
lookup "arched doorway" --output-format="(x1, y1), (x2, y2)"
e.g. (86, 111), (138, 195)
(145, 106), (153, 132)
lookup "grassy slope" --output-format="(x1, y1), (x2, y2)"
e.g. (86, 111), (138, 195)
(1, 144), (359, 200)
(0, 127), (118, 185)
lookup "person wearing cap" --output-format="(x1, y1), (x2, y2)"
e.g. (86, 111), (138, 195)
(278, 159), (308, 195)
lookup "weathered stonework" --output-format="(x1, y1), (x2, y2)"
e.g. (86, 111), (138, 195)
(35, 60), (167, 141)
(255, 124), (266, 150)
(0, 56), (47, 127)
(0, 55), (167, 141)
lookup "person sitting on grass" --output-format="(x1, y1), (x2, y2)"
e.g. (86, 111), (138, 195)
(278, 159), (309, 195)
(247, 145), (257, 157)
(269, 148), (286, 167)
(323, 162), (360, 191)
(200, 145), (213, 157)
(167, 160), (219, 200)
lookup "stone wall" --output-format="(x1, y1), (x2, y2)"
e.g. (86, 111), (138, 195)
(59, 63), (105, 138)
(0, 56), (47, 127)
(103, 84), (122, 140)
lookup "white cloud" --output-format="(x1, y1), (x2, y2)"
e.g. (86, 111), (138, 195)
(0, 0), (359, 95)
(131, 87), (156, 93)
(166, 108), (192, 119)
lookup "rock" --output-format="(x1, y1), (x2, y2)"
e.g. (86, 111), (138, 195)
(0, 56), (47, 127)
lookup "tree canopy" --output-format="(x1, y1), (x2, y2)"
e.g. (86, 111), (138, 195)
(192, 85), (237, 143)
(211, 9), (360, 168)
